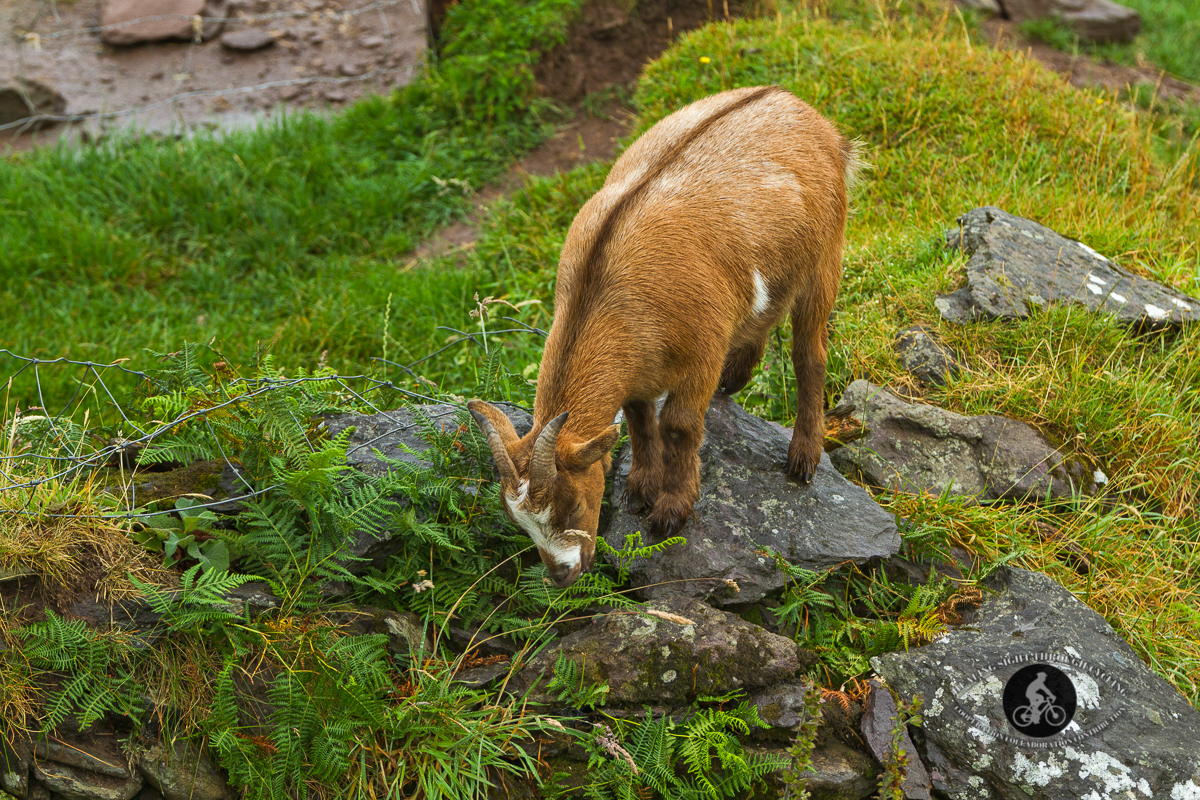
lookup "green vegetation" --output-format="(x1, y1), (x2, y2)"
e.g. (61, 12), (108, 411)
(1, 0), (579, 407)
(1020, 0), (1200, 83)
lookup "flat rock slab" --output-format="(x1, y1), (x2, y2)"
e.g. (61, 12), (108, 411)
(871, 567), (1200, 800)
(830, 380), (1094, 502)
(938, 207), (1198, 329)
(509, 596), (799, 706)
(603, 394), (899, 606)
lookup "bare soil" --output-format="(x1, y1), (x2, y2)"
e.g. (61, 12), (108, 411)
(0, 0), (428, 152)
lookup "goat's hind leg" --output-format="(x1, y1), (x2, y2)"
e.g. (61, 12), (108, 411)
(718, 339), (767, 396)
(787, 261), (838, 483)
(622, 399), (662, 513)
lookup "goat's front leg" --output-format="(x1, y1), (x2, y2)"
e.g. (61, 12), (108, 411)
(646, 389), (708, 538)
(622, 399), (662, 513)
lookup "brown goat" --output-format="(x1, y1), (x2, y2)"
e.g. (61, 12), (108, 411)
(469, 86), (855, 587)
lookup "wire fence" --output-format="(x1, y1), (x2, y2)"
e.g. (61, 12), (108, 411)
(0, 323), (543, 524)
(2, 0), (428, 135)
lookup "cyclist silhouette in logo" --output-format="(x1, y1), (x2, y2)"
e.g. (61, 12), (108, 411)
(1014, 671), (1066, 728)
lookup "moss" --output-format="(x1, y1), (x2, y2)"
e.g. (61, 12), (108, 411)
(99, 460), (227, 507)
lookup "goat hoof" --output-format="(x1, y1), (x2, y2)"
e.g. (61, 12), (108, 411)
(623, 488), (653, 514)
(786, 455), (818, 484)
(646, 508), (688, 539)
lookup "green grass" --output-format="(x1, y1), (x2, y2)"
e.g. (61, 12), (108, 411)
(1, 0), (578, 410)
(1020, 0), (1200, 83)
(460, 7), (1200, 705)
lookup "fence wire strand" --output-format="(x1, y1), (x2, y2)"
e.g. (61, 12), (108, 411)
(0, 335), (535, 523)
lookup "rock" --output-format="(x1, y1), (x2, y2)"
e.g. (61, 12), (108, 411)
(339, 63), (366, 76)
(1, 736), (31, 798)
(0, 78), (67, 128)
(0, 564), (34, 583)
(752, 679), (816, 730)
(100, 0), (224, 44)
(327, 606), (431, 660)
(137, 740), (231, 800)
(741, 739), (879, 800)
(894, 325), (964, 387)
(939, 207), (1197, 329)
(508, 596), (800, 705)
(957, 0), (1001, 12)
(829, 380), (1092, 502)
(1000, 0), (1141, 42)
(32, 739), (129, 779)
(322, 403), (531, 569)
(218, 29), (275, 50)
(861, 679), (931, 799)
(603, 394), (899, 606)
(359, 35), (386, 48)
(872, 567), (1200, 799)
(805, 738), (880, 800)
(31, 760), (141, 800)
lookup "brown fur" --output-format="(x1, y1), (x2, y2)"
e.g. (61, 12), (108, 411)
(470, 86), (853, 586)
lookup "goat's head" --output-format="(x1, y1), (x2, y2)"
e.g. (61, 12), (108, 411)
(468, 400), (620, 588)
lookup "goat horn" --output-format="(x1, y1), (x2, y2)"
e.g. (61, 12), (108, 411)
(467, 402), (518, 486)
(530, 411), (568, 487)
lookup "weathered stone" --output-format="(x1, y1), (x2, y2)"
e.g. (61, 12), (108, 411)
(508, 596), (799, 705)
(861, 679), (931, 800)
(322, 403), (531, 569)
(0, 564), (34, 583)
(328, 606), (431, 660)
(740, 739), (879, 800)
(0, 78), (66, 128)
(32, 760), (142, 800)
(1000, 0), (1141, 43)
(137, 740), (231, 800)
(1, 736), (31, 798)
(829, 381), (1093, 502)
(804, 738), (880, 800)
(218, 29), (275, 50)
(939, 207), (1197, 328)
(604, 394), (899, 606)
(100, 0), (224, 44)
(33, 740), (129, 779)
(895, 325), (965, 387)
(752, 679), (818, 731)
(872, 567), (1200, 799)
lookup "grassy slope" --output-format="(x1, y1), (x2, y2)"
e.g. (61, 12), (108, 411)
(467, 8), (1200, 703)
(0, 0), (576, 411)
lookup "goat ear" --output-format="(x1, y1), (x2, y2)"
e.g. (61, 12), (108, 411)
(467, 400), (519, 485)
(562, 424), (621, 471)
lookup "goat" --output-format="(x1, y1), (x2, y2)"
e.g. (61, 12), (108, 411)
(469, 85), (856, 588)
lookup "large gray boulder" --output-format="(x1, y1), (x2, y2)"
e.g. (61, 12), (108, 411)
(938, 207), (1197, 329)
(1001, 0), (1141, 43)
(603, 394), (899, 606)
(829, 381), (1093, 502)
(509, 596), (800, 706)
(872, 567), (1200, 799)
